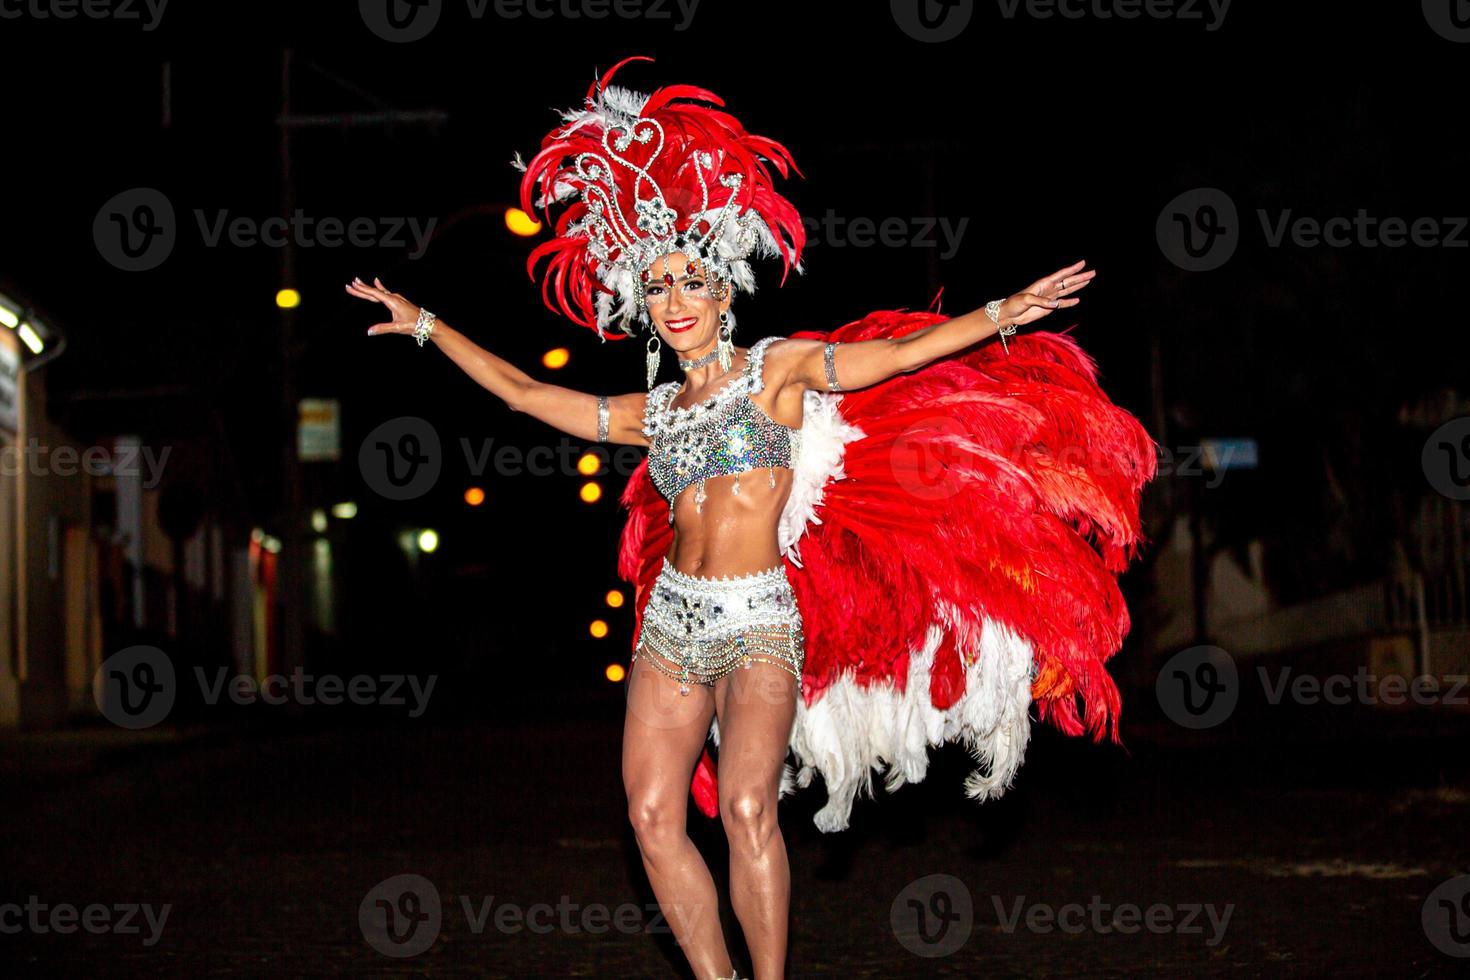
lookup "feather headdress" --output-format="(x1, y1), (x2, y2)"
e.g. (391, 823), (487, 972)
(513, 56), (806, 340)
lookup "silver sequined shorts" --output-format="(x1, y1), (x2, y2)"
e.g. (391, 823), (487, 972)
(633, 557), (805, 695)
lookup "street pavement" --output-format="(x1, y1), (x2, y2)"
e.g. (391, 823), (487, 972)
(2, 703), (1468, 978)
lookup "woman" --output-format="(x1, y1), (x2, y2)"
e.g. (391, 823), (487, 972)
(348, 56), (1153, 980)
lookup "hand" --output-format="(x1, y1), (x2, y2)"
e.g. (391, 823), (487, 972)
(994, 259), (1096, 328)
(345, 276), (424, 337)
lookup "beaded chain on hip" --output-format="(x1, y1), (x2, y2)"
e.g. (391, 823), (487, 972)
(633, 558), (805, 696)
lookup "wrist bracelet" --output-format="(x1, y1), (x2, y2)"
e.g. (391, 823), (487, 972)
(984, 300), (1016, 355)
(596, 395), (610, 443)
(413, 307), (437, 347)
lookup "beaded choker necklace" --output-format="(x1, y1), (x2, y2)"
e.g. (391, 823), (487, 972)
(678, 347), (720, 371)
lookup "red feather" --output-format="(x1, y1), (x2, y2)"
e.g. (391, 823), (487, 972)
(617, 311), (1157, 827)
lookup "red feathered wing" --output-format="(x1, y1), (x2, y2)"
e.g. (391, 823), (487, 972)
(619, 310), (1157, 831)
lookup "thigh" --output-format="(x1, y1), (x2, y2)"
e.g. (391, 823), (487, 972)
(712, 652), (799, 795)
(622, 649), (718, 808)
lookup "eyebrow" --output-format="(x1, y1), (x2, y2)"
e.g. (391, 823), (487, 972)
(647, 272), (706, 285)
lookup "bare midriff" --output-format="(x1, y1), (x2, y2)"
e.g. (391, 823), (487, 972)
(665, 467), (795, 577)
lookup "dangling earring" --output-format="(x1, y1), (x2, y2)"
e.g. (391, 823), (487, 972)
(716, 311), (734, 374)
(645, 332), (662, 390)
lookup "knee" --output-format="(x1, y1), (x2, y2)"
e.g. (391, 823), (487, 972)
(627, 797), (685, 853)
(720, 789), (778, 852)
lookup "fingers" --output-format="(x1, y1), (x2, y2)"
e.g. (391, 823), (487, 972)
(347, 276), (412, 337)
(1041, 260), (1096, 297)
(1055, 273), (1095, 298)
(1049, 259), (1087, 278)
(344, 279), (384, 303)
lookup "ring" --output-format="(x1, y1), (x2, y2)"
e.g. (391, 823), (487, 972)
(1059, 278), (1067, 290)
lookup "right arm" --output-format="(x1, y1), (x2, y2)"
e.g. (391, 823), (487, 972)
(346, 276), (650, 447)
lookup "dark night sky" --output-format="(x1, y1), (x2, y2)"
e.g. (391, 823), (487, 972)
(4, 1), (1465, 692)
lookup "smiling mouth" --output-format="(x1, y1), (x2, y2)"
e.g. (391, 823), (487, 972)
(665, 317), (698, 331)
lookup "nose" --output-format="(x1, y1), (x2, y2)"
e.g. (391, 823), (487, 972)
(665, 285), (686, 315)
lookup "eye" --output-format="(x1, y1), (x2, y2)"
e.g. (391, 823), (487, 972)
(684, 279), (706, 291)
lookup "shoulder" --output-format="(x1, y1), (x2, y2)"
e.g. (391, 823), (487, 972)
(745, 336), (826, 394)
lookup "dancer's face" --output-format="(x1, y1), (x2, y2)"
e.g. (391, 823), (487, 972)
(642, 252), (732, 355)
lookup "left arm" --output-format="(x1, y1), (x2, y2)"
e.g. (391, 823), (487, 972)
(773, 260), (1096, 393)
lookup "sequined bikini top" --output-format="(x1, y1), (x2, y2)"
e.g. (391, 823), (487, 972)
(642, 335), (801, 523)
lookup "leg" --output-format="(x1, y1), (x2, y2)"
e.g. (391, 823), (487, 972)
(623, 650), (733, 979)
(713, 644), (799, 980)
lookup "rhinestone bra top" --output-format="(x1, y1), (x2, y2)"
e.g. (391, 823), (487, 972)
(642, 336), (800, 523)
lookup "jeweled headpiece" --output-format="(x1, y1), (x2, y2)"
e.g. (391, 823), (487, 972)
(513, 56), (806, 341)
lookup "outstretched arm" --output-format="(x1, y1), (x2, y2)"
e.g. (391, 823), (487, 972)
(772, 260), (1096, 393)
(346, 277), (650, 446)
